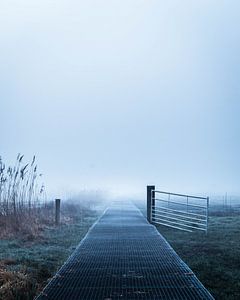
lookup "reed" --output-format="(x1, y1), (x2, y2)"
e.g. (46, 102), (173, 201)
(0, 154), (47, 234)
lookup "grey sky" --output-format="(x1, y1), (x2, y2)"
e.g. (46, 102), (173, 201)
(1, 1), (240, 198)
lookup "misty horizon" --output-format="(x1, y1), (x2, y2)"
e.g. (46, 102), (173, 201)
(1, 1), (240, 199)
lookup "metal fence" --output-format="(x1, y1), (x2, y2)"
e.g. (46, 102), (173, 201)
(147, 186), (209, 233)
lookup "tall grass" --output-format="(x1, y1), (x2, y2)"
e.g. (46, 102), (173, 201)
(0, 154), (47, 235)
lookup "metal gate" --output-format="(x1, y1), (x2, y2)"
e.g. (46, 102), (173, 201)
(147, 186), (209, 233)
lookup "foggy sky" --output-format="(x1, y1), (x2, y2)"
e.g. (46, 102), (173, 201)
(1, 1), (240, 198)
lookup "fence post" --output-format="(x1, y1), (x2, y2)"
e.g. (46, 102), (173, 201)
(147, 185), (155, 223)
(55, 199), (60, 225)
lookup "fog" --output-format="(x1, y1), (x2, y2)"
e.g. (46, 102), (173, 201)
(1, 1), (240, 199)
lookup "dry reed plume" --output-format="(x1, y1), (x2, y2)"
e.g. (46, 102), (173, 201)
(0, 154), (48, 237)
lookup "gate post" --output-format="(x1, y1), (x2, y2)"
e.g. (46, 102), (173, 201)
(147, 185), (155, 223)
(55, 199), (61, 225)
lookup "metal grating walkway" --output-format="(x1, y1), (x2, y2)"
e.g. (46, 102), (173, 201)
(36, 202), (214, 300)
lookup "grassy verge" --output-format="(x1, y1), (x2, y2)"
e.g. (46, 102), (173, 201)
(0, 211), (101, 300)
(155, 213), (240, 300)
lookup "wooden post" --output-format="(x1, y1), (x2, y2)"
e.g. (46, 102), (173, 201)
(147, 185), (155, 223)
(55, 199), (60, 225)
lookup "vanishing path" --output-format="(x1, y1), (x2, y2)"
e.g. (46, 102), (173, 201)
(36, 202), (214, 300)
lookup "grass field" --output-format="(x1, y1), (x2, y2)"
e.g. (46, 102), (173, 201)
(1, 200), (239, 300)
(155, 209), (240, 300)
(0, 210), (101, 300)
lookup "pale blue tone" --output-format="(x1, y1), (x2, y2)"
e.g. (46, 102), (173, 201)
(1, 1), (240, 198)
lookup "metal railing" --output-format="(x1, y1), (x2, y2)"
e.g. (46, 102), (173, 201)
(147, 186), (209, 234)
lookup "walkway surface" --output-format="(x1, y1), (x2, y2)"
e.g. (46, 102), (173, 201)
(36, 202), (214, 300)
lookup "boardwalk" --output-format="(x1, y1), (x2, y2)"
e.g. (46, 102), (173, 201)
(36, 202), (214, 300)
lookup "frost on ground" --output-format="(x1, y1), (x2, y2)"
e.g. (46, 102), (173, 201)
(154, 206), (240, 300)
(0, 200), (105, 300)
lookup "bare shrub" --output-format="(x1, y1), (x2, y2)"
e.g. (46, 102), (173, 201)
(61, 191), (107, 222)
